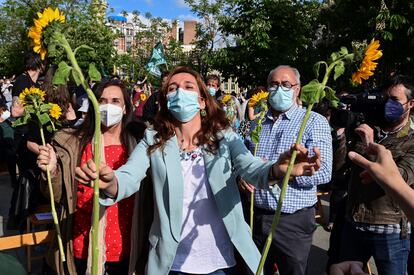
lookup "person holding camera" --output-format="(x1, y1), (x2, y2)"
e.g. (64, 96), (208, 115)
(339, 75), (414, 275)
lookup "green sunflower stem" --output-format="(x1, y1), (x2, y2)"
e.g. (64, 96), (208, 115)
(39, 123), (66, 262)
(250, 108), (267, 237)
(58, 33), (101, 275)
(255, 69), (333, 275)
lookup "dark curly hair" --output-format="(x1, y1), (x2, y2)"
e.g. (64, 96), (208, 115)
(149, 66), (230, 154)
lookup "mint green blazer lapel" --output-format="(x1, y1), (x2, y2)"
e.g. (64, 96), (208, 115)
(202, 147), (236, 237)
(163, 135), (184, 242)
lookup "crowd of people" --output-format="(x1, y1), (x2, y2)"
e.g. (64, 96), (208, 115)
(1, 52), (414, 275)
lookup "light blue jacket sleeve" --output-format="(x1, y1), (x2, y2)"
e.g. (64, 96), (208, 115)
(100, 133), (150, 206)
(225, 130), (274, 190)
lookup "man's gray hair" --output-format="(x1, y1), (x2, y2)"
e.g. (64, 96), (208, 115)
(267, 65), (301, 86)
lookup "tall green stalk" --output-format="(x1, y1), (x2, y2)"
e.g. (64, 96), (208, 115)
(255, 51), (352, 275)
(35, 100), (66, 262)
(56, 33), (102, 275)
(250, 108), (267, 235)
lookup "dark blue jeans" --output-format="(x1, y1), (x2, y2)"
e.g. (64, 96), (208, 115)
(339, 221), (410, 275)
(169, 266), (237, 275)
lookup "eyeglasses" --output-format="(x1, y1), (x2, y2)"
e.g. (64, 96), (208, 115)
(269, 81), (298, 92)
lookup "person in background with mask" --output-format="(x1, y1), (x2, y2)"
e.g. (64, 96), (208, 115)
(36, 79), (140, 275)
(337, 75), (414, 275)
(240, 65), (333, 275)
(206, 74), (221, 99)
(72, 66), (323, 275)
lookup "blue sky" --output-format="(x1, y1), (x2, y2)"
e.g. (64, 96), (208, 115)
(107, 0), (197, 20)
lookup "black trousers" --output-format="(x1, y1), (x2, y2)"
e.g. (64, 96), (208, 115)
(252, 206), (316, 275)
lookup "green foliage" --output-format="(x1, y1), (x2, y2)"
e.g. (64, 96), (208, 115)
(0, 0), (116, 77)
(53, 61), (72, 85)
(88, 63), (101, 82)
(12, 93), (59, 133)
(301, 46), (353, 107)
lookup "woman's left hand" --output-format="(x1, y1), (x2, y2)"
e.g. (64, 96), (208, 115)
(274, 144), (321, 179)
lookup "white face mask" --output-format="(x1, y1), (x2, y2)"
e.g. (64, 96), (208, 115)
(99, 104), (124, 127)
(1, 110), (10, 120)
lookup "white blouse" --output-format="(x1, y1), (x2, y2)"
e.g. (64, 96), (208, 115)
(171, 148), (236, 273)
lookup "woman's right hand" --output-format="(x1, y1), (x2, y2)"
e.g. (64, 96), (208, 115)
(75, 159), (118, 193)
(37, 144), (57, 174)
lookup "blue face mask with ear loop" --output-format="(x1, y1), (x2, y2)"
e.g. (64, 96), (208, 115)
(384, 98), (406, 124)
(207, 87), (217, 97)
(167, 88), (201, 122)
(268, 86), (294, 112)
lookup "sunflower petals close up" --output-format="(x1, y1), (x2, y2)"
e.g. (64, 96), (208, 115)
(28, 7), (65, 60)
(352, 39), (383, 85)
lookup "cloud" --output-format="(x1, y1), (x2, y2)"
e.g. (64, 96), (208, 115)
(175, 0), (187, 8)
(177, 14), (199, 22)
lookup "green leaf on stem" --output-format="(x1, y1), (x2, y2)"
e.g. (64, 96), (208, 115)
(72, 70), (82, 86)
(313, 61), (326, 79)
(25, 105), (35, 114)
(339, 47), (348, 56)
(300, 79), (325, 104)
(88, 63), (102, 82)
(251, 128), (260, 144)
(53, 61), (72, 85)
(324, 86), (339, 108)
(333, 60), (345, 81)
(46, 125), (54, 133)
(37, 113), (51, 126)
(40, 104), (51, 113)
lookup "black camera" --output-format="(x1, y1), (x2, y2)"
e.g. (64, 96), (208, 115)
(330, 92), (387, 129)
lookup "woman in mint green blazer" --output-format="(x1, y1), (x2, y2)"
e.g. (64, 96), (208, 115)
(76, 67), (321, 275)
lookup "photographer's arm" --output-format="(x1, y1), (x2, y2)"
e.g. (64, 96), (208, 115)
(349, 143), (414, 223)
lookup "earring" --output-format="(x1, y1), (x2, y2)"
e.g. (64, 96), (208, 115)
(200, 109), (207, 117)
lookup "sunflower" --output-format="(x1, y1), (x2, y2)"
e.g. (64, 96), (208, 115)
(221, 95), (232, 105)
(28, 7), (65, 60)
(140, 93), (147, 101)
(249, 90), (269, 108)
(352, 39), (383, 85)
(49, 103), (62, 120)
(19, 87), (46, 106)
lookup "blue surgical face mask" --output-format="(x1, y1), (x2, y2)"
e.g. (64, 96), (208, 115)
(207, 87), (216, 97)
(384, 98), (405, 124)
(268, 86), (294, 112)
(167, 88), (200, 122)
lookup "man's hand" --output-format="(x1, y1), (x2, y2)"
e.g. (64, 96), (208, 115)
(11, 97), (24, 118)
(238, 178), (255, 194)
(75, 159), (116, 191)
(273, 144), (321, 179)
(354, 124), (374, 146)
(330, 261), (368, 275)
(37, 144), (57, 174)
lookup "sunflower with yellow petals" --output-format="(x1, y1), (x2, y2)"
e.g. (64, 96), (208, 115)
(49, 103), (62, 120)
(140, 93), (147, 101)
(28, 7), (65, 60)
(352, 39), (383, 85)
(19, 87), (46, 106)
(248, 90), (269, 108)
(221, 94), (232, 105)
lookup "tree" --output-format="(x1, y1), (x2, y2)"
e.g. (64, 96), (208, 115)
(185, 0), (227, 78)
(0, 0), (117, 77)
(211, 0), (322, 88)
(320, 0), (414, 84)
